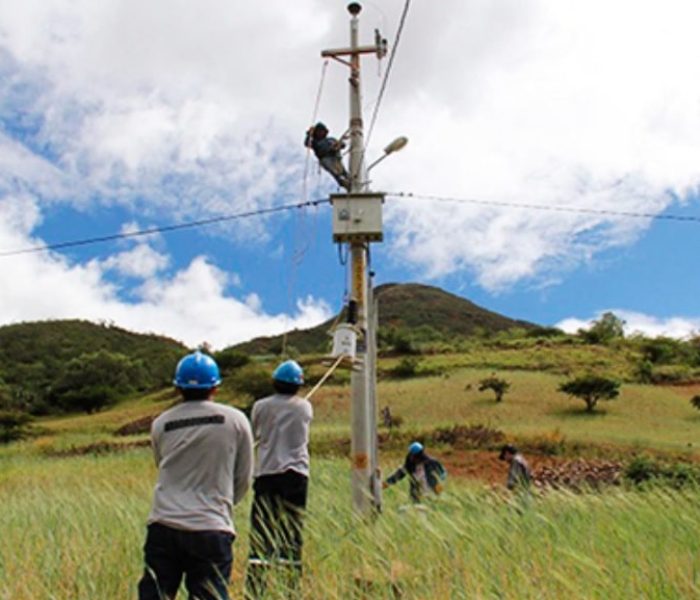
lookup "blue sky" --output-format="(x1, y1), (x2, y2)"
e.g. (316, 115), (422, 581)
(0, 0), (699, 348)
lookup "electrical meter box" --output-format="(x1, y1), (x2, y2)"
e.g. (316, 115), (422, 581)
(331, 193), (384, 243)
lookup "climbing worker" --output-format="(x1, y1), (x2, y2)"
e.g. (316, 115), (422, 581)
(383, 442), (447, 503)
(137, 351), (254, 600)
(499, 444), (532, 490)
(304, 121), (351, 190)
(245, 360), (312, 599)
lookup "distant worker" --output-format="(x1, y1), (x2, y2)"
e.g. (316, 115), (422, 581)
(499, 444), (532, 490)
(245, 360), (312, 599)
(138, 351), (254, 600)
(304, 122), (351, 190)
(384, 442), (447, 503)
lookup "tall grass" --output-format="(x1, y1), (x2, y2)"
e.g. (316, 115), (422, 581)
(1, 449), (699, 599)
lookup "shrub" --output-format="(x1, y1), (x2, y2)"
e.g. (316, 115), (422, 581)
(558, 374), (620, 413)
(690, 395), (700, 411)
(625, 455), (700, 488)
(213, 348), (250, 374)
(227, 364), (273, 400)
(478, 376), (511, 402)
(391, 357), (422, 378)
(49, 350), (146, 414)
(0, 411), (33, 444)
(578, 312), (625, 344)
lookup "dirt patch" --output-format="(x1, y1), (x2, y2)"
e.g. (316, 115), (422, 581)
(435, 449), (623, 489)
(45, 440), (150, 457)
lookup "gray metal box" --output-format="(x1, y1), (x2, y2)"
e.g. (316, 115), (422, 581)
(331, 193), (384, 242)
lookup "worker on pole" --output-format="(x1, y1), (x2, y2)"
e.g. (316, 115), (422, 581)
(383, 442), (447, 504)
(245, 360), (312, 599)
(304, 122), (351, 190)
(138, 351), (253, 600)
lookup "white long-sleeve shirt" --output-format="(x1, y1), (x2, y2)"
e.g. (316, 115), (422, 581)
(252, 394), (313, 478)
(147, 400), (253, 534)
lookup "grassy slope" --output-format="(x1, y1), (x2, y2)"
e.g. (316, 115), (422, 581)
(2, 344), (700, 598)
(1, 452), (699, 599)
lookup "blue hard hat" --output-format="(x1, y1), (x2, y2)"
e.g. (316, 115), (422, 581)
(272, 360), (304, 385)
(173, 351), (222, 389)
(408, 442), (424, 455)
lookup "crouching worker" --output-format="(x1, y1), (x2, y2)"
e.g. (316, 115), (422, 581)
(384, 442), (447, 503)
(499, 444), (532, 491)
(245, 360), (312, 599)
(138, 351), (254, 600)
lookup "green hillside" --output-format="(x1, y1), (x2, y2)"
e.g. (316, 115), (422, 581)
(0, 320), (186, 414)
(233, 282), (536, 355)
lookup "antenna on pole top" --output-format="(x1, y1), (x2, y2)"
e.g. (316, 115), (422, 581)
(347, 2), (362, 16)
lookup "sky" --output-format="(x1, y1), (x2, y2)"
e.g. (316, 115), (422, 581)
(0, 0), (698, 349)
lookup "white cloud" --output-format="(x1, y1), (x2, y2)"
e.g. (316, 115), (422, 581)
(557, 311), (700, 340)
(0, 199), (331, 348)
(100, 243), (169, 279)
(0, 0), (698, 294)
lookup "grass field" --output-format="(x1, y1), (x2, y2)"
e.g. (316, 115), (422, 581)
(2, 349), (700, 598)
(1, 448), (699, 599)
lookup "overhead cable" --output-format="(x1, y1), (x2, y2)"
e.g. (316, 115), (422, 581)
(364, 0), (411, 151)
(388, 192), (700, 224)
(0, 198), (330, 258)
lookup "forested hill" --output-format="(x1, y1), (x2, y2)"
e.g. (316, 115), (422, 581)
(0, 320), (186, 414)
(232, 283), (536, 355)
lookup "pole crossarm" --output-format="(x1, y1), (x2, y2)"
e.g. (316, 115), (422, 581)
(321, 45), (385, 58)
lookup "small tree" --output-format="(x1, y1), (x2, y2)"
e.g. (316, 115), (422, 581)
(478, 376), (511, 402)
(0, 411), (33, 444)
(558, 375), (620, 413)
(579, 312), (625, 344)
(690, 395), (700, 411)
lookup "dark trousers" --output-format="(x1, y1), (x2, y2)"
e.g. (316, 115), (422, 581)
(245, 471), (308, 598)
(138, 522), (234, 600)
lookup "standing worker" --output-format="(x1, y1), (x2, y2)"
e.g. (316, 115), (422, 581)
(245, 360), (312, 599)
(137, 351), (254, 600)
(383, 442), (447, 503)
(499, 444), (532, 490)
(304, 122), (351, 190)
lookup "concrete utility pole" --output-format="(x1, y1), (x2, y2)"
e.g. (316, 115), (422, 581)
(323, 2), (387, 515)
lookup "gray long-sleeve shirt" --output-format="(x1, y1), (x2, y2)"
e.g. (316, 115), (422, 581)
(251, 394), (312, 478)
(506, 454), (532, 490)
(147, 400), (253, 534)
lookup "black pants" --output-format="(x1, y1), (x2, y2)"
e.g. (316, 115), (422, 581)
(245, 471), (308, 598)
(138, 522), (234, 600)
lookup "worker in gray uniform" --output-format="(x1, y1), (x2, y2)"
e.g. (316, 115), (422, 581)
(138, 351), (254, 600)
(245, 360), (312, 599)
(304, 122), (351, 190)
(499, 444), (532, 490)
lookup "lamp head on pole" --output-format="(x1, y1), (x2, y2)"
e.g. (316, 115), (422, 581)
(348, 2), (362, 16)
(383, 136), (408, 155)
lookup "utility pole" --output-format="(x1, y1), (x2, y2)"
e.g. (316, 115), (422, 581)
(323, 2), (387, 515)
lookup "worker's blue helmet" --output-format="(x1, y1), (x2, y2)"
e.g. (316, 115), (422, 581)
(314, 122), (328, 132)
(173, 351), (222, 389)
(408, 441), (424, 455)
(272, 360), (304, 385)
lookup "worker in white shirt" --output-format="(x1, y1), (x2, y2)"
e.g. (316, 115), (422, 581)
(245, 360), (312, 599)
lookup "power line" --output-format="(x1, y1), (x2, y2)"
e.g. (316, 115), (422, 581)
(0, 198), (330, 258)
(364, 0), (411, 151)
(388, 191), (700, 224)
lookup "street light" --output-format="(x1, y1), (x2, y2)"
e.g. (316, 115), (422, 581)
(366, 136), (408, 172)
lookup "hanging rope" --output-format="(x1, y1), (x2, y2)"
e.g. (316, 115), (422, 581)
(304, 355), (346, 401)
(282, 60), (330, 357)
